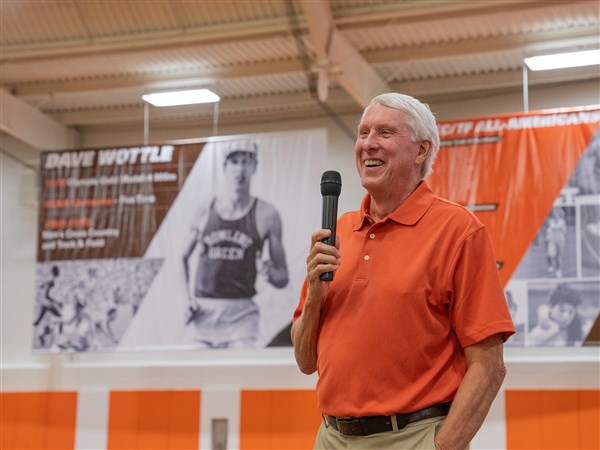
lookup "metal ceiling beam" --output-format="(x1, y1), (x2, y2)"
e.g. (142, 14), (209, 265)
(334, 0), (595, 28)
(7, 59), (307, 97)
(296, 0), (392, 106)
(50, 90), (356, 126)
(0, 88), (75, 150)
(0, 132), (43, 168)
(392, 65), (600, 98)
(366, 25), (600, 65)
(3, 0), (594, 62)
(0, 17), (296, 62)
(47, 65), (599, 128)
(6, 22), (597, 99)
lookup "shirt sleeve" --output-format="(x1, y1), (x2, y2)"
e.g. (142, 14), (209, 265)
(448, 226), (515, 347)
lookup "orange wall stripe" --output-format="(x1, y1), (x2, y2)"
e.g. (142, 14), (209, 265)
(506, 390), (543, 449)
(168, 391), (203, 449)
(0, 391), (77, 450)
(506, 390), (600, 450)
(240, 390), (321, 450)
(540, 390), (582, 448)
(578, 390), (600, 450)
(137, 391), (172, 449)
(107, 391), (140, 449)
(107, 390), (200, 450)
(3, 388), (596, 450)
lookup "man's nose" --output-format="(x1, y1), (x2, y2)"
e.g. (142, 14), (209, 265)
(362, 131), (379, 150)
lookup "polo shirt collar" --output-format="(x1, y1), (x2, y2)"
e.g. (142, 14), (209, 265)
(353, 181), (436, 230)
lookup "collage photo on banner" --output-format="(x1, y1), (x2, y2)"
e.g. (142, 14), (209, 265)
(431, 106), (600, 348)
(33, 259), (162, 352)
(507, 130), (600, 347)
(33, 129), (325, 352)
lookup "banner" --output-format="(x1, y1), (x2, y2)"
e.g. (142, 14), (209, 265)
(429, 106), (600, 347)
(33, 129), (326, 352)
(33, 107), (600, 351)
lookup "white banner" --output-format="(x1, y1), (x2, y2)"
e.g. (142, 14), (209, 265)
(34, 129), (327, 351)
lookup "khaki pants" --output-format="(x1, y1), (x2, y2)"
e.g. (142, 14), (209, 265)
(314, 416), (445, 450)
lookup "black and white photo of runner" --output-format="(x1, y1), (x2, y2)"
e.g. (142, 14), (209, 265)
(183, 141), (289, 348)
(512, 203), (577, 280)
(32, 258), (162, 352)
(574, 130), (600, 276)
(34, 265), (66, 348)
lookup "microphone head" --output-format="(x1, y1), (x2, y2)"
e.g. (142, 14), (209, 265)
(321, 170), (342, 197)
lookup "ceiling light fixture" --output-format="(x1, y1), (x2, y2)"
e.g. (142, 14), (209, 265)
(524, 49), (600, 71)
(142, 88), (221, 107)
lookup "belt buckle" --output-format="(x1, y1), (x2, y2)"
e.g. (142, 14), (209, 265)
(394, 414), (409, 430)
(336, 417), (363, 436)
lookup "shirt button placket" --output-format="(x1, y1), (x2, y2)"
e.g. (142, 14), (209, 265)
(364, 230), (376, 262)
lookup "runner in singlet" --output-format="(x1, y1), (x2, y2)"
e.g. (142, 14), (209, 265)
(195, 198), (263, 298)
(183, 142), (289, 348)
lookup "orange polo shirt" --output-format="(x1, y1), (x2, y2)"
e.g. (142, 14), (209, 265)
(294, 182), (514, 417)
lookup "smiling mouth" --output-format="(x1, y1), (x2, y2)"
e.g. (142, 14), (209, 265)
(364, 159), (384, 167)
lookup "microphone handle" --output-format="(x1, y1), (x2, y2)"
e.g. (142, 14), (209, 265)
(320, 194), (338, 281)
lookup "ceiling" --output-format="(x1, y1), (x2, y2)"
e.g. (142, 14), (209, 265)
(1, 0), (599, 151)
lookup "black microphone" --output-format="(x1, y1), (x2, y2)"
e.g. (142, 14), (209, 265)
(320, 170), (342, 281)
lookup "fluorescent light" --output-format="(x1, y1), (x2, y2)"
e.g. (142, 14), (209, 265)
(142, 89), (220, 107)
(524, 49), (600, 71)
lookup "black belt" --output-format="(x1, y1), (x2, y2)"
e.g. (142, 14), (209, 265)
(324, 402), (451, 437)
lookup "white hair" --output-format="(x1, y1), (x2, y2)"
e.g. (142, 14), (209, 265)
(364, 93), (440, 179)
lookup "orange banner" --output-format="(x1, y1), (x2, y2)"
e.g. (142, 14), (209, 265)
(430, 106), (599, 283)
(430, 106), (600, 347)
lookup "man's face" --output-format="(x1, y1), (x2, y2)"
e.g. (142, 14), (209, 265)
(224, 151), (257, 187)
(355, 104), (429, 197)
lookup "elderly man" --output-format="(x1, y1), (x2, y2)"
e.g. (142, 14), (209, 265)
(292, 93), (514, 449)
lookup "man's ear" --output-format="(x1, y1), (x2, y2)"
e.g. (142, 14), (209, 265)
(416, 140), (432, 164)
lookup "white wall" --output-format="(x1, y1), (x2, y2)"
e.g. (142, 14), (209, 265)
(1, 152), (40, 364)
(1, 80), (599, 448)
